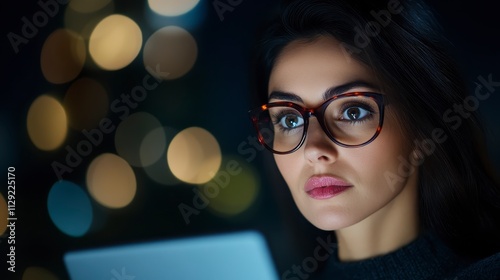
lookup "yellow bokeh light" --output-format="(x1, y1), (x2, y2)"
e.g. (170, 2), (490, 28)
(69, 0), (113, 13)
(167, 127), (221, 184)
(64, 77), (108, 130)
(115, 112), (163, 167)
(0, 193), (7, 235)
(22, 267), (59, 280)
(143, 26), (197, 80)
(27, 95), (67, 151)
(41, 29), (86, 84)
(148, 0), (200, 16)
(89, 14), (142, 70)
(86, 153), (137, 208)
(200, 157), (260, 217)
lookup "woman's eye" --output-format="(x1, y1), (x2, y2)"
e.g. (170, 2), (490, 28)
(279, 114), (304, 129)
(341, 106), (371, 121)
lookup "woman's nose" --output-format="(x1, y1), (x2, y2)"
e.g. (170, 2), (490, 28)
(303, 119), (338, 165)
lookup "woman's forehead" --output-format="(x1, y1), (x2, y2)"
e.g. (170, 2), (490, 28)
(268, 36), (379, 102)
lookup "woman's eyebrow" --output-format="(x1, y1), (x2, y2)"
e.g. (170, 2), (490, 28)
(268, 91), (303, 102)
(323, 80), (379, 100)
(268, 80), (379, 103)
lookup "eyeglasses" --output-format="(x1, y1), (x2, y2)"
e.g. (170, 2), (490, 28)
(248, 92), (385, 154)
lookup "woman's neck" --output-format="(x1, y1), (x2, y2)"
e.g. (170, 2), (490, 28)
(334, 173), (420, 261)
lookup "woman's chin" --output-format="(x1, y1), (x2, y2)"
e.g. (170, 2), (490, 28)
(303, 211), (359, 232)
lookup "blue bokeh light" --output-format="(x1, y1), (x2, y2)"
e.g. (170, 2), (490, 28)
(48, 180), (93, 237)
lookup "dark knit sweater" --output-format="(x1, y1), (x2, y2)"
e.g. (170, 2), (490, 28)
(318, 233), (500, 279)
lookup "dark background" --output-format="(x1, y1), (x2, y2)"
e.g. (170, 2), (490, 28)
(1, 0), (499, 279)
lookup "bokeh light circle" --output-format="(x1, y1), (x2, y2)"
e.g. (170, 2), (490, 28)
(167, 127), (221, 184)
(115, 112), (163, 167)
(22, 267), (59, 280)
(86, 153), (137, 208)
(148, 0), (200, 16)
(0, 193), (7, 235)
(143, 26), (197, 80)
(47, 180), (93, 237)
(89, 14), (142, 70)
(201, 158), (260, 217)
(141, 126), (180, 185)
(138, 125), (166, 167)
(41, 29), (86, 84)
(64, 77), (109, 130)
(27, 95), (67, 151)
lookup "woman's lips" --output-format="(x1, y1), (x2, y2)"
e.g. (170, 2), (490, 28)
(304, 176), (352, 199)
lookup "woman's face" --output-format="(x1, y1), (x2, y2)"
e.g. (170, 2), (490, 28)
(268, 36), (418, 231)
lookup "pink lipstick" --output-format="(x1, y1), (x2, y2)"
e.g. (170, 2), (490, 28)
(305, 176), (352, 199)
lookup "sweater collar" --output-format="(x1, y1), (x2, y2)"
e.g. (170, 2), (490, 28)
(320, 232), (468, 280)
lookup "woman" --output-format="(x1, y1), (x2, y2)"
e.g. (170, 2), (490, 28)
(249, 0), (500, 278)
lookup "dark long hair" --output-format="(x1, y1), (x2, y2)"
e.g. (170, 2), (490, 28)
(252, 0), (500, 259)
